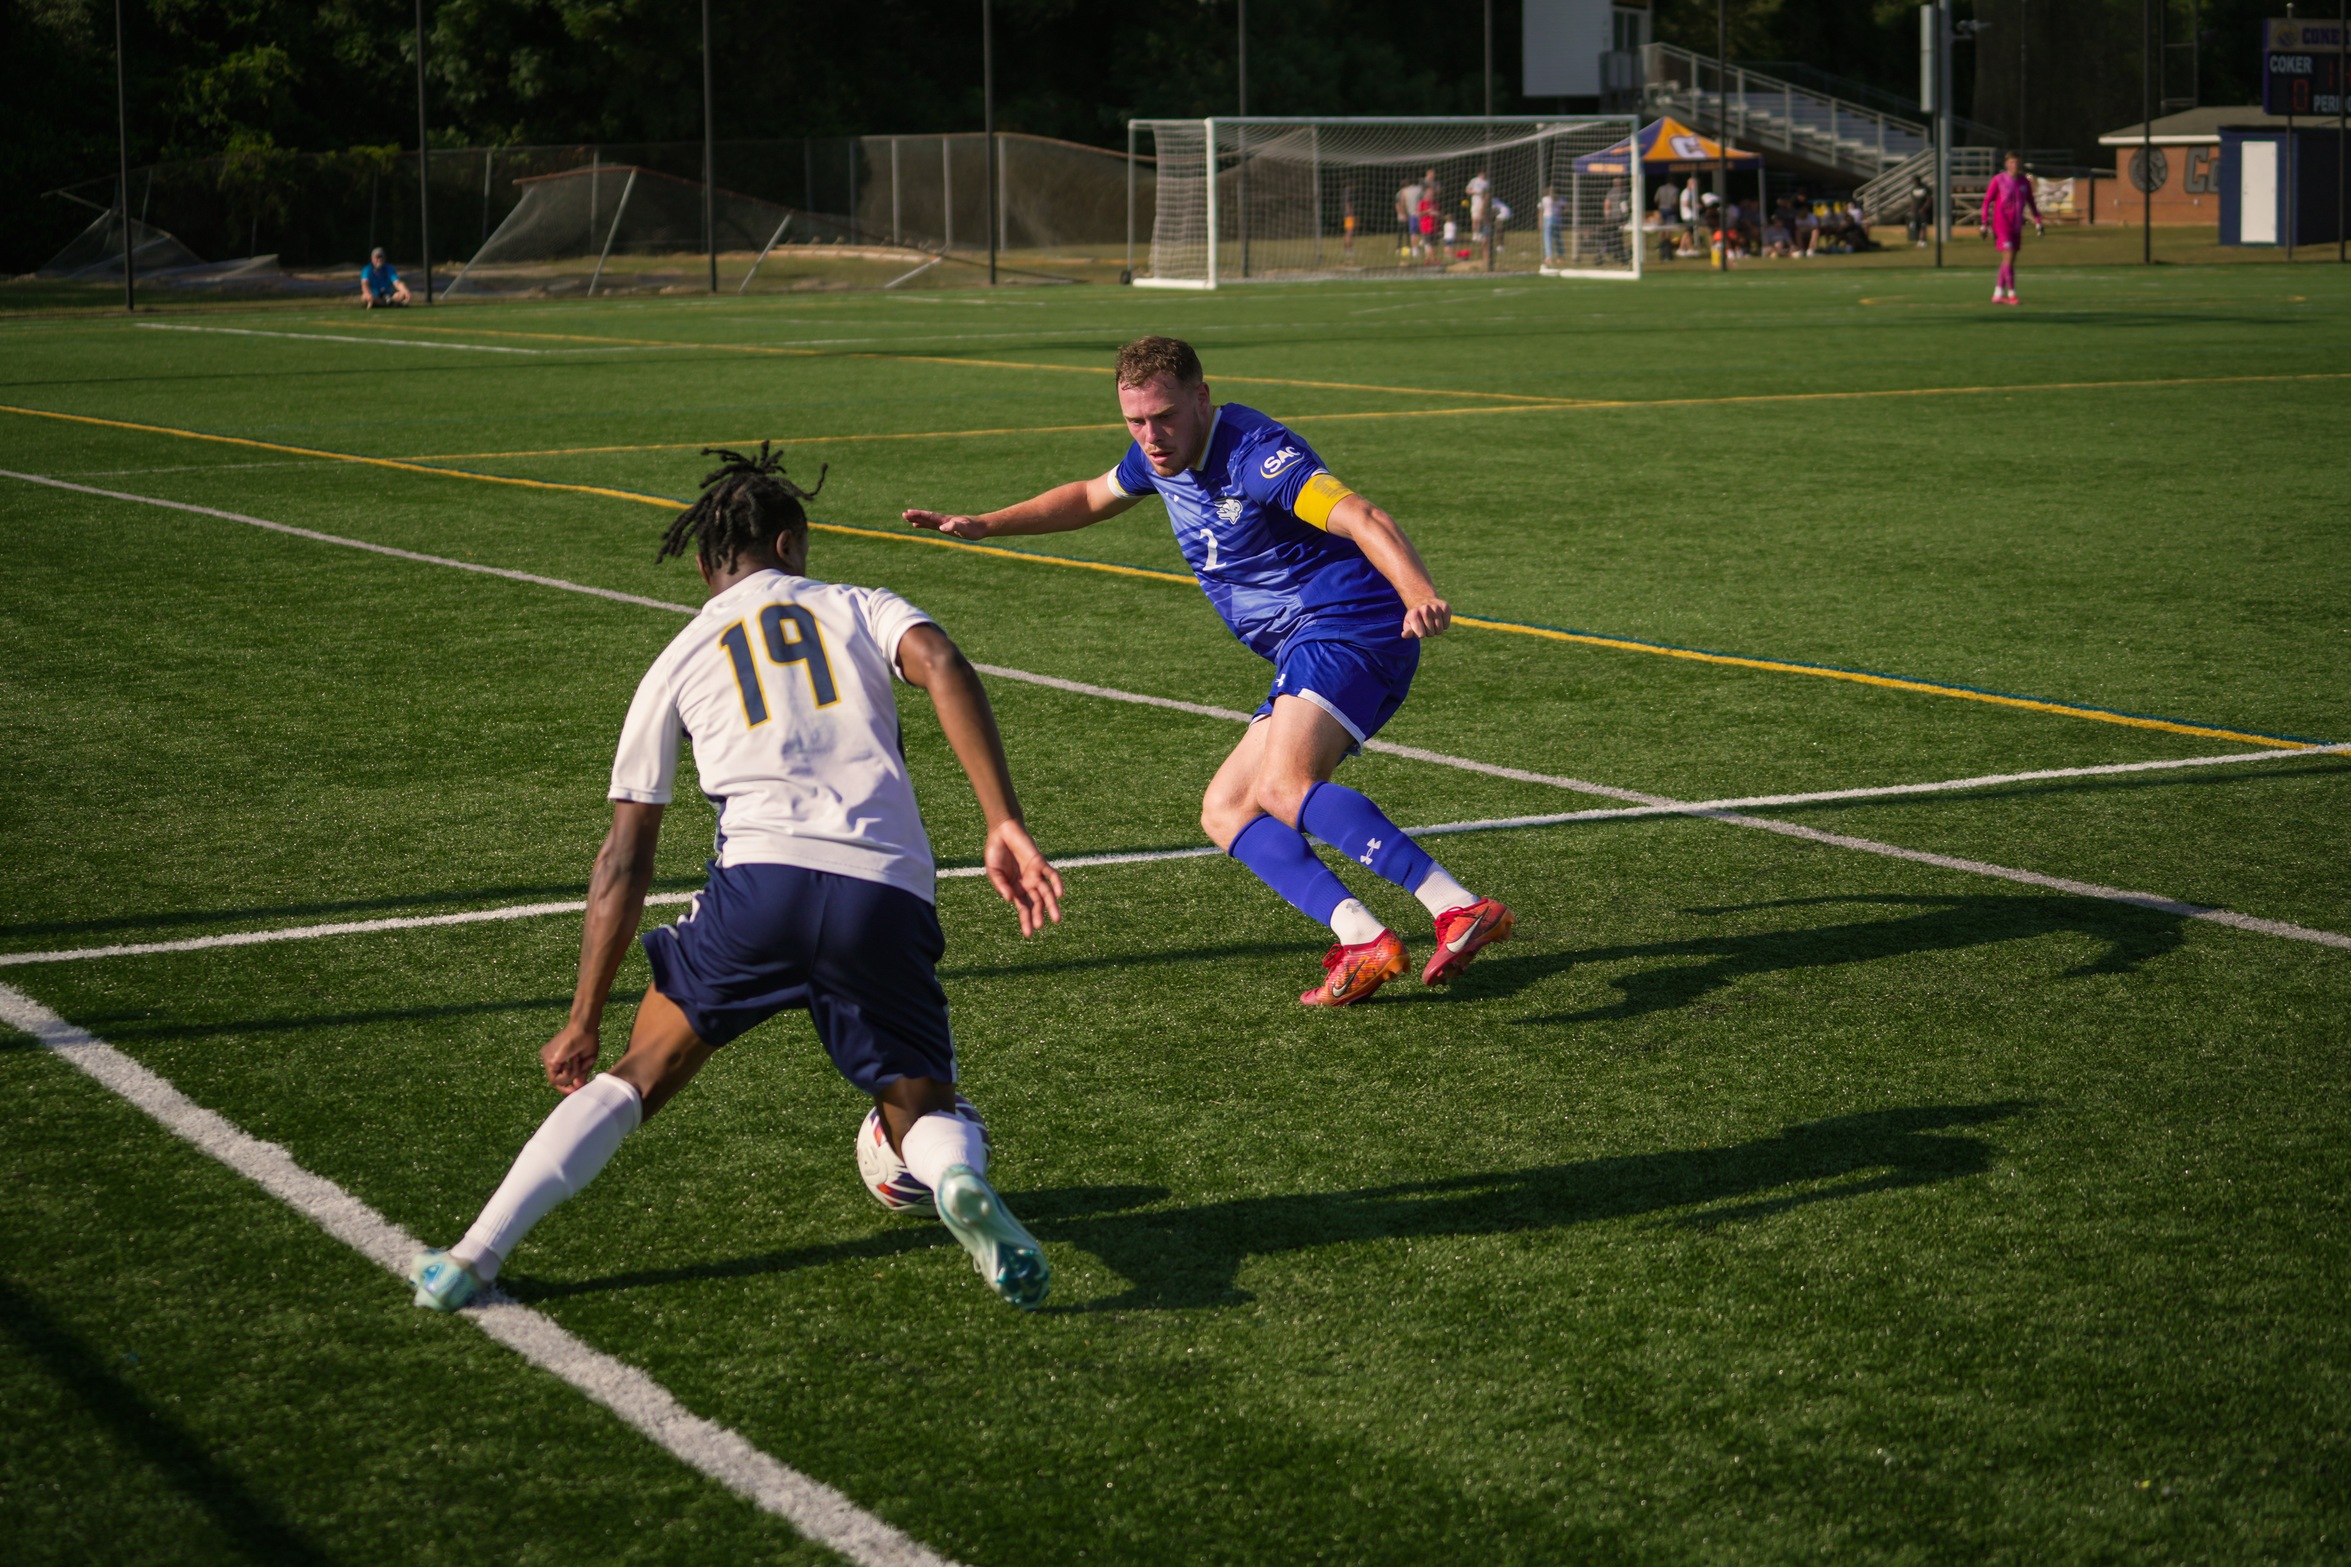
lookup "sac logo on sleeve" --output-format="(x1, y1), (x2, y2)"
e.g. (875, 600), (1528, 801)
(1259, 445), (1305, 479)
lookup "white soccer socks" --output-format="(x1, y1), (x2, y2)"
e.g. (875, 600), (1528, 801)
(451, 1072), (643, 1282)
(1329, 898), (1387, 946)
(900, 1108), (990, 1193)
(1411, 864), (1477, 918)
(1330, 870), (1479, 943)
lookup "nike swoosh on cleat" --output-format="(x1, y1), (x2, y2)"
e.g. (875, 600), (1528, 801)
(1446, 912), (1498, 952)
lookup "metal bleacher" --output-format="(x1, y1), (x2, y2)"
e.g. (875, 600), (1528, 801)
(1637, 44), (2010, 221)
(1640, 43), (1926, 183)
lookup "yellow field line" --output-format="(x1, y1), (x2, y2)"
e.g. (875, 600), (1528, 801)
(3, 397), (2324, 751)
(388, 369), (2351, 462)
(0, 403), (666, 508)
(0, 402), (1192, 589)
(403, 424), (1126, 461)
(300, 319), (1581, 404)
(1448, 617), (2314, 749)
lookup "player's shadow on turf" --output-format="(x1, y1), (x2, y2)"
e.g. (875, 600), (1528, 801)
(1451, 892), (2185, 1022)
(0, 1278), (339, 1562)
(507, 1187), (1174, 1303)
(1037, 1102), (2026, 1312)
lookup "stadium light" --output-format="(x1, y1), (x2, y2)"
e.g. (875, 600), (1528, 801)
(414, 0), (434, 304)
(114, 0), (132, 313)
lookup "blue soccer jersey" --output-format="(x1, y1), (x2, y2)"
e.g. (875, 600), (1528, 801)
(1107, 403), (1403, 662)
(361, 260), (399, 295)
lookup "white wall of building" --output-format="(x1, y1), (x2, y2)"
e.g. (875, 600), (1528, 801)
(1523, 0), (1648, 98)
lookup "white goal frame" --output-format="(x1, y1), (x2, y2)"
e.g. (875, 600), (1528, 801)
(1127, 115), (1643, 289)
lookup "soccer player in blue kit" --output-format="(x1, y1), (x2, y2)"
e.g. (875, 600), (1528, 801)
(904, 336), (1513, 1007)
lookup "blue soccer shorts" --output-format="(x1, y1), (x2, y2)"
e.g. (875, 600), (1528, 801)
(641, 863), (955, 1093)
(1252, 636), (1421, 750)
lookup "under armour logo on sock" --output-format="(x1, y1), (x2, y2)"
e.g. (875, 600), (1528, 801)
(1359, 837), (1381, 865)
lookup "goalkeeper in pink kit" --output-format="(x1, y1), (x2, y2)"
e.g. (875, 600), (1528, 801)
(1980, 152), (2043, 305)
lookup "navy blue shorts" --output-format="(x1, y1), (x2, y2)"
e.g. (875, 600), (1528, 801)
(1253, 636), (1420, 749)
(641, 863), (955, 1094)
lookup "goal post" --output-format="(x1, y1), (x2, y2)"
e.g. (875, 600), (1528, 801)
(1131, 116), (1642, 287)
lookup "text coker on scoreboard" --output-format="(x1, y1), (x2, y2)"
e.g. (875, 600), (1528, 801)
(2263, 17), (2347, 117)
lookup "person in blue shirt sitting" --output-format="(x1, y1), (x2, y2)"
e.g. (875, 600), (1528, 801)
(358, 247), (412, 308)
(903, 336), (1516, 1008)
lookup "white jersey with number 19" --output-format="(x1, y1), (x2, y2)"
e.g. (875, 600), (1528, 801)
(608, 568), (939, 901)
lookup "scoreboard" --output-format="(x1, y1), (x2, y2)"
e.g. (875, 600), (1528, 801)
(2263, 17), (2346, 115)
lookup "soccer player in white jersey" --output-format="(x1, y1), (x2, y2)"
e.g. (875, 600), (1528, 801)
(904, 337), (1514, 1009)
(410, 446), (1065, 1313)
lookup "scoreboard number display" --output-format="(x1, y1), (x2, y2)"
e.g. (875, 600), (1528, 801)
(2263, 17), (2346, 115)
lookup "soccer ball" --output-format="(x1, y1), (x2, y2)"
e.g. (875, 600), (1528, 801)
(854, 1095), (988, 1213)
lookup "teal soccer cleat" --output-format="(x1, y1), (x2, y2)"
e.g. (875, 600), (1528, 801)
(407, 1249), (485, 1312)
(934, 1165), (1051, 1310)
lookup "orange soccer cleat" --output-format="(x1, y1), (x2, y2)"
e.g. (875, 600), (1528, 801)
(1300, 929), (1408, 1007)
(1421, 897), (1516, 986)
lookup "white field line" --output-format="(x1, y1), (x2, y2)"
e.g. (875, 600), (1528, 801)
(0, 984), (961, 1567)
(134, 322), (551, 355)
(13, 743), (2351, 965)
(0, 894), (695, 968)
(0, 472), (692, 613)
(5, 470), (2347, 955)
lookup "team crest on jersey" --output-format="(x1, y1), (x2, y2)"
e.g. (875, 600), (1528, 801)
(1214, 495), (1246, 524)
(1260, 445), (1305, 479)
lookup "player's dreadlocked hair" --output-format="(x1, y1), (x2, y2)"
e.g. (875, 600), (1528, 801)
(654, 443), (827, 570)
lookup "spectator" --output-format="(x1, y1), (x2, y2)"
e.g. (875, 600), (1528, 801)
(1679, 175), (1702, 242)
(1845, 199), (1879, 252)
(1466, 169), (1491, 243)
(1489, 195), (1512, 255)
(1653, 178), (1679, 229)
(1540, 186), (1563, 262)
(1599, 180), (1629, 263)
(1761, 214), (1795, 257)
(358, 246), (411, 308)
(1906, 176), (1934, 247)
(1417, 185), (1440, 264)
(1396, 177), (1423, 261)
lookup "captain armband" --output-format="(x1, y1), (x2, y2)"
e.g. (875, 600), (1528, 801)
(1292, 470), (1356, 530)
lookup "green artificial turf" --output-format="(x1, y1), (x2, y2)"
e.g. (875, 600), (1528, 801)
(1, 265), (2346, 1564)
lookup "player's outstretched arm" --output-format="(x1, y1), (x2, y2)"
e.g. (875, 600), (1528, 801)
(1324, 493), (1452, 639)
(542, 800), (665, 1093)
(903, 473), (1136, 541)
(897, 624), (1064, 936)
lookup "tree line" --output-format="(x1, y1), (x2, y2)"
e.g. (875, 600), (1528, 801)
(4, 0), (2273, 274)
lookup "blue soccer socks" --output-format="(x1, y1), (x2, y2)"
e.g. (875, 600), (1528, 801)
(1299, 782), (1438, 896)
(1230, 813), (1354, 928)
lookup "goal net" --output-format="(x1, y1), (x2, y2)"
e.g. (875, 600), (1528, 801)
(448, 162), (872, 297)
(1130, 117), (1641, 287)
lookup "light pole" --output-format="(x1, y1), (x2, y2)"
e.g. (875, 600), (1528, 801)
(983, 0), (997, 286)
(414, 0), (434, 303)
(702, 0), (716, 292)
(1484, 0), (1494, 119)
(114, 0), (133, 312)
(1238, 0), (1247, 114)
(2142, 0), (2154, 263)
